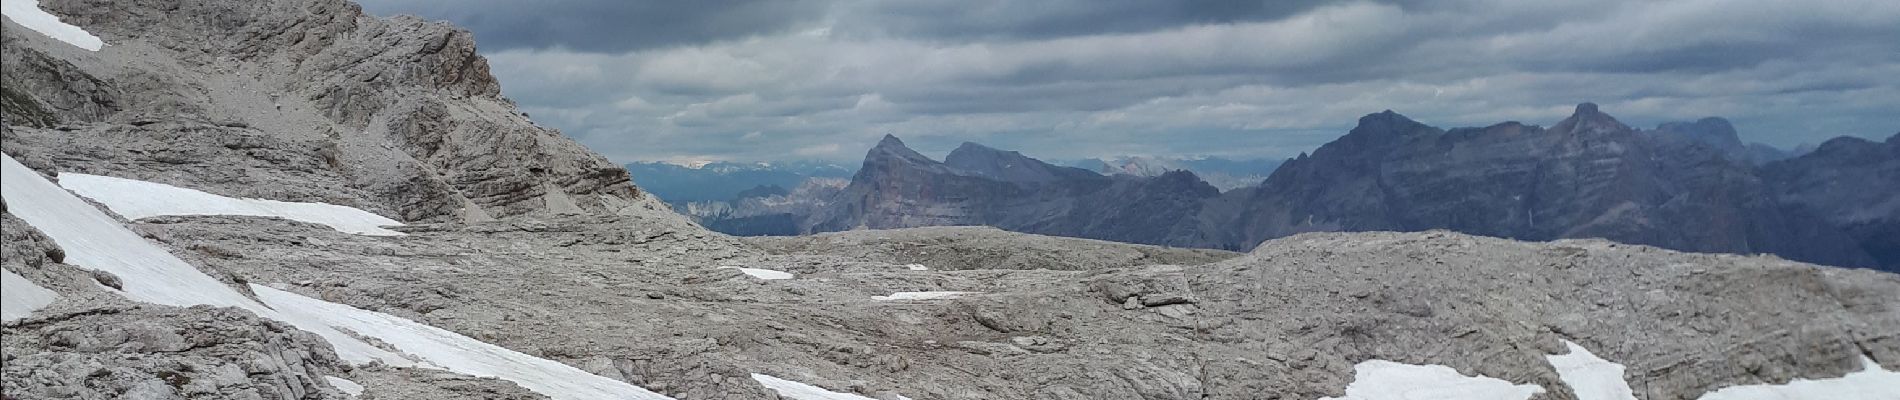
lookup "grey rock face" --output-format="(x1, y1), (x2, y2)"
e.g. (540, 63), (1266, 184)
(3, 303), (354, 400)
(2, 0), (670, 225)
(4, 212), (353, 400)
(746, 226), (1239, 271)
(1211, 104), (1878, 268)
(1762, 133), (1900, 271)
(805, 135), (1222, 246)
(122, 210), (1900, 400)
(8, 1), (1900, 399)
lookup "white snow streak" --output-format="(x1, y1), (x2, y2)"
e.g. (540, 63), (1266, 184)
(0, 0), (104, 50)
(904, 264), (929, 271)
(871, 291), (975, 301)
(324, 376), (365, 397)
(1, 269), (58, 322)
(4, 155), (669, 400)
(751, 374), (880, 400)
(253, 285), (673, 400)
(722, 266), (794, 280)
(58, 173), (405, 236)
(1697, 356), (1900, 400)
(2, 154), (410, 366)
(1321, 360), (1545, 400)
(1546, 340), (1637, 400)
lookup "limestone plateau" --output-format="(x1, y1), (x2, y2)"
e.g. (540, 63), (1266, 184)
(2, 0), (1896, 399)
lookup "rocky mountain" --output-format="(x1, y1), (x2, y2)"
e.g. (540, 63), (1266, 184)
(684, 177), (848, 236)
(5, 1), (1899, 399)
(1074, 156), (1284, 191)
(1761, 132), (1900, 270)
(1214, 104), (1881, 269)
(803, 135), (1222, 246)
(1, 0), (676, 226)
(805, 105), (1893, 272)
(625, 160), (853, 204)
(1649, 117), (1808, 166)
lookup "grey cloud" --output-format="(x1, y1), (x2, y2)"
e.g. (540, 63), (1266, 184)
(372, 0), (1900, 163)
(354, 0), (829, 52)
(827, 0), (1338, 41)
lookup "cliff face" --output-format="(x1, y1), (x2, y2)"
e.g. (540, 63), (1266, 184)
(804, 135), (1219, 246)
(2, 0), (668, 224)
(1763, 133), (1900, 270)
(1216, 104), (1876, 267)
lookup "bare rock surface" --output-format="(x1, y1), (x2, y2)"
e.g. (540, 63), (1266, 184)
(128, 211), (1900, 400)
(5, 0), (1899, 399)
(2, 0), (676, 225)
(745, 226), (1239, 271)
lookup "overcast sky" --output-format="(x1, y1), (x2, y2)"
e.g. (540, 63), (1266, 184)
(357, 0), (1900, 164)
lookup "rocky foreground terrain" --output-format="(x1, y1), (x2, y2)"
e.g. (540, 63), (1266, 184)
(4, 0), (1899, 399)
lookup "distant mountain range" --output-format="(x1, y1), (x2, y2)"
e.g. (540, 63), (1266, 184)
(1212, 103), (1885, 270)
(1068, 156), (1283, 191)
(623, 161), (854, 204)
(629, 149), (1283, 232)
(677, 103), (1896, 272)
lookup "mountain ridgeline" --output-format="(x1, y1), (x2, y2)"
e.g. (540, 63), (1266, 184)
(763, 104), (1897, 271)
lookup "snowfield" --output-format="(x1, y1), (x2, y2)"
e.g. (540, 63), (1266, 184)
(1, 269), (58, 322)
(0, 0), (104, 50)
(872, 291), (975, 301)
(323, 376), (365, 397)
(1546, 340), (1637, 400)
(253, 285), (674, 400)
(722, 266), (795, 280)
(4, 154), (670, 400)
(1321, 360), (1545, 400)
(58, 173), (405, 236)
(1697, 355), (1900, 400)
(3, 154), (411, 366)
(751, 374), (881, 400)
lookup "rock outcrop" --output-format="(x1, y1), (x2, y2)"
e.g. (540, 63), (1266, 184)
(2, 0), (671, 225)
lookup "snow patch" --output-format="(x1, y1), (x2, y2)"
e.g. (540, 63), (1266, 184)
(1321, 360), (1545, 400)
(751, 374), (880, 400)
(2, 154), (412, 366)
(252, 285), (673, 400)
(324, 376), (365, 397)
(1, 0), (104, 50)
(872, 291), (975, 301)
(722, 266), (794, 280)
(57, 173), (405, 236)
(1546, 340), (1636, 400)
(1697, 355), (1900, 400)
(1, 269), (58, 322)
(904, 264), (929, 271)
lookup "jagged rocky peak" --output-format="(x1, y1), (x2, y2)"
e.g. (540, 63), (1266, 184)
(853, 134), (962, 179)
(866, 134), (930, 162)
(1347, 109), (1438, 141)
(1550, 102), (1632, 136)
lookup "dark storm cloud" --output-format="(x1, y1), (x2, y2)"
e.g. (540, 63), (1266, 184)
(361, 0), (1900, 163)
(354, 0), (829, 52)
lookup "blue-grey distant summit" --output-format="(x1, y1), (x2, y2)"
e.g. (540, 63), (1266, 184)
(745, 104), (1898, 272)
